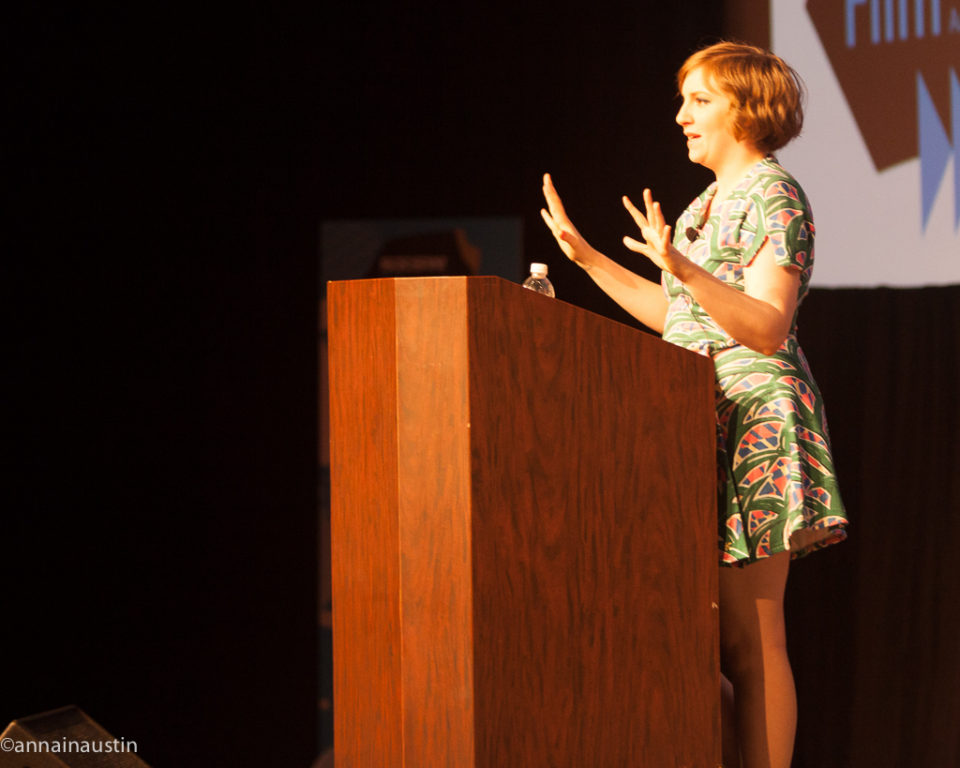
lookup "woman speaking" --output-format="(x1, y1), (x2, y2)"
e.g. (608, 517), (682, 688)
(541, 41), (848, 768)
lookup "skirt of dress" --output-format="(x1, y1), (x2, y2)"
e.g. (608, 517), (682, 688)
(712, 339), (848, 566)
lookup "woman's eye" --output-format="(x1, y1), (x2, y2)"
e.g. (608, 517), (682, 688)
(695, 98), (709, 105)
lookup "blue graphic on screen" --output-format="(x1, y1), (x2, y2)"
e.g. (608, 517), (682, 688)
(917, 68), (958, 229)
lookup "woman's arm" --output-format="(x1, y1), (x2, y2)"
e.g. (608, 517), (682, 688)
(580, 255), (670, 335)
(672, 241), (799, 354)
(541, 174), (669, 333)
(622, 189), (799, 355)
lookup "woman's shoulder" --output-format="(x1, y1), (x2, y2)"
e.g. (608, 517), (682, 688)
(747, 157), (811, 209)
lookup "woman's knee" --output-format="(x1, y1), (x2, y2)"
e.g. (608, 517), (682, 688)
(720, 629), (760, 681)
(721, 630), (788, 681)
(720, 611), (790, 682)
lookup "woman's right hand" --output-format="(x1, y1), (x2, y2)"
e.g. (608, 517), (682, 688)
(540, 173), (601, 271)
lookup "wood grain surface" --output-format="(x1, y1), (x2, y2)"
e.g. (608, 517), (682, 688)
(328, 278), (404, 767)
(328, 276), (719, 767)
(395, 278), (476, 766)
(466, 278), (718, 767)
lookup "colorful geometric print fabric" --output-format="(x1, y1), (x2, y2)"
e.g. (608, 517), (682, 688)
(662, 157), (848, 565)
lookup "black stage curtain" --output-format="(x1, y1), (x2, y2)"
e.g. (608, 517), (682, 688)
(7, 2), (958, 766)
(789, 286), (960, 768)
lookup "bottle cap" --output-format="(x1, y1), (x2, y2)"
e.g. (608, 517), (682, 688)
(529, 262), (548, 276)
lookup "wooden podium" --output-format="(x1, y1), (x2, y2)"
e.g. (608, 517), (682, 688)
(328, 276), (719, 767)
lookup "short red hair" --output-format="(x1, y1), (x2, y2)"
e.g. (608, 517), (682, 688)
(678, 41), (805, 154)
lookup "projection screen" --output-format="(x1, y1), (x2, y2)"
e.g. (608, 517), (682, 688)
(769, 0), (959, 286)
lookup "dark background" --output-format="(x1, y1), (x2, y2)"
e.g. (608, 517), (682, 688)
(6, 2), (958, 767)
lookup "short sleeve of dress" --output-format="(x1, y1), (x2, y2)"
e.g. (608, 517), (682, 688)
(738, 173), (814, 275)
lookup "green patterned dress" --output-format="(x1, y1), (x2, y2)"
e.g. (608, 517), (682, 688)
(662, 156), (848, 566)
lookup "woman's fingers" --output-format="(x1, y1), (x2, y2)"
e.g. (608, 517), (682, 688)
(622, 195), (640, 220)
(642, 189), (667, 230)
(542, 173), (568, 219)
(623, 236), (667, 272)
(541, 208), (568, 242)
(639, 188), (671, 231)
(622, 195), (649, 230)
(643, 188), (655, 226)
(626, 191), (668, 235)
(543, 173), (587, 245)
(545, 177), (676, 271)
(540, 207), (557, 235)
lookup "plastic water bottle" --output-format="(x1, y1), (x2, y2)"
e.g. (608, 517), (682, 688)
(522, 262), (555, 298)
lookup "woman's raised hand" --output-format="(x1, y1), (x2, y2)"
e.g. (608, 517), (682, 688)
(622, 189), (690, 279)
(540, 174), (601, 271)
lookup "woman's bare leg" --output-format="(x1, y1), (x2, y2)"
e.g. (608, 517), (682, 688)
(721, 673), (740, 767)
(719, 552), (796, 768)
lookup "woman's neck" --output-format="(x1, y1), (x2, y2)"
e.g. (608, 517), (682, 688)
(712, 145), (766, 200)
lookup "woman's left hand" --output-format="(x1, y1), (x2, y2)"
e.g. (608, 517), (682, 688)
(622, 189), (691, 280)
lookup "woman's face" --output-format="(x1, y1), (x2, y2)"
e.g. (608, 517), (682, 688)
(675, 67), (740, 172)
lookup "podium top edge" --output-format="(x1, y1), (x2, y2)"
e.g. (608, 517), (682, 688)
(326, 275), (505, 287)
